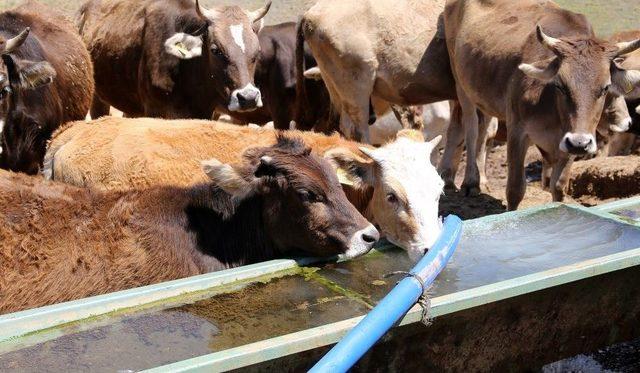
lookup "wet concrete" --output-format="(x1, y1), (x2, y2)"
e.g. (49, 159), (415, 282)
(0, 274), (370, 372)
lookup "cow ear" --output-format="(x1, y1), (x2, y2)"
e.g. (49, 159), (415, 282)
(304, 67), (323, 81)
(324, 147), (375, 188)
(518, 57), (560, 82)
(611, 60), (640, 98)
(164, 33), (203, 59)
(202, 158), (253, 199)
(3, 56), (55, 90)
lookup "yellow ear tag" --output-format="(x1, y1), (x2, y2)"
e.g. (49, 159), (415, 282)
(175, 42), (188, 57)
(336, 168), (354, 186)
(626, 81), (634, 94)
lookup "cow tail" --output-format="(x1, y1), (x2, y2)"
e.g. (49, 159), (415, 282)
(293, 17), (307, 130)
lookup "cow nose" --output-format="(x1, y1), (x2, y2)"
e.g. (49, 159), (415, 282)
(228, 84), (263, 112)
(361, 225), (380, 245)
(561, 133), (596, 154)
(610, 117), (633, 133)
(237, 89), (258, 106)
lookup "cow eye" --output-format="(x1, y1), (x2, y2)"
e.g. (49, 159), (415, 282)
(599, 85), (610, 97)
(211, 44), (223, 56)
(0, 86), (11, 99)
(298, 189), (323, 203)
(386, 193), (398, 204)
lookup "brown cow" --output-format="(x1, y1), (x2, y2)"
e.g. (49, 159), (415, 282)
(217, 22), (338, 131)
(299, 0), (455, 143)
(78, 0), (270, 119)
(45, 118), (445, 260)
(1, 135), (378, 314)
(0, 1), (94, 175)
(444, 0), (640, 210)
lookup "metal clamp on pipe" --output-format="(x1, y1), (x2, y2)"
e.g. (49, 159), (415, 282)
(309, 215), (463, 373)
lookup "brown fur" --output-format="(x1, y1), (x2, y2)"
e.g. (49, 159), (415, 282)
(0, 1), (94, 174)
(79, 0), (266, 119)
(2, 135), (373, 314)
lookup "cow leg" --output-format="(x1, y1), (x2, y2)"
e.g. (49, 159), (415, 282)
(90, 94), (110, 119)
(456, 89), (481, 196)
(549, 155), (574, 202)
(439, 100), (464, 192)
(506, 127), (530, 211)
(476, 113), (492, 190)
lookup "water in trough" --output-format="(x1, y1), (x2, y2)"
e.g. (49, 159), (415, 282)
(1, 206), (639, 372)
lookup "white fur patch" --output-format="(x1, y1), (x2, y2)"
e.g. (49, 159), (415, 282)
(230, 24), (245, 53)
(366, 137), (445, 257)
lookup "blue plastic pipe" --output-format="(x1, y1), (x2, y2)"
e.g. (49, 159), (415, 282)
(309, 215), (463, 373)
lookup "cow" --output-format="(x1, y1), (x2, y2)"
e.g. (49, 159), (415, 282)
(45, 118), (445, 259)
(78, 0), (270, 119)
(215, 21), (336, 132)
(602, 30), (640, 156)
(0, 1), (94, 175)
(1, 135), (378, 314)
(443, 0), (640, 210)
(299, 0), (456, 143)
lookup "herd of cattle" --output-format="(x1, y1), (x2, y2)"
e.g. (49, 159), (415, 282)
(1, 0), (640, 314)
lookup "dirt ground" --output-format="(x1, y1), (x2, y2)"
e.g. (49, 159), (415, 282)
(439, 144), (640, 220)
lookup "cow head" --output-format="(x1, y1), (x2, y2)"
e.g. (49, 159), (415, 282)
(165, 1), (271, 113)
(202, 135), (379, 260)
(325, 131), (444, 260)
(519, 26), (640, 155)
(0, 27), (56, 173)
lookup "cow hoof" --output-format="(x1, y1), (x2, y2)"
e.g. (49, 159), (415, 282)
(461, 184), (481, 197)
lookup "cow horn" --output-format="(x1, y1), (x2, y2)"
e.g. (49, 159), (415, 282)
(247, 1), (271, 24)
(3, 27), (30, 55)
(536, 25), (561, 53)
(616, 39), (640, 57)
(195, 0), (218, 20)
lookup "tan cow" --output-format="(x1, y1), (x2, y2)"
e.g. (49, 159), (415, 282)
(45, 118), (444, 260)
(444, 0), (640, 210)
(299, 0), (455, 143)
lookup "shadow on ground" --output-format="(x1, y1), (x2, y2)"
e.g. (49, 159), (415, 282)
(439, 191), (506, 220)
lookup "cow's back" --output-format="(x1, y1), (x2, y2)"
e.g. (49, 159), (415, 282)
(444, 0), (593, 117)
(304, 0), (454, 104)
(46, 118), (360, 191)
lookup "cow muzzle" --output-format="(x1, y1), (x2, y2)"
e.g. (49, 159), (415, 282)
(228, 84), (263, 112)
(560, 132), (597, 155)
(610, 116), (632, 133)
(339, 224), (380, 260)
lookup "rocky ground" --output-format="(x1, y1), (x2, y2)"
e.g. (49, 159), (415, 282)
(439, 144), (640, 220)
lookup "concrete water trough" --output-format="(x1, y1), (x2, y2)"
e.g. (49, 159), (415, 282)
(1, 202), (640, 372)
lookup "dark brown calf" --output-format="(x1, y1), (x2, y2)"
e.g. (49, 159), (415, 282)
(0, 1), (93, 174)
(0, 135), (378, 314)
(79, 0), (270, 119)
